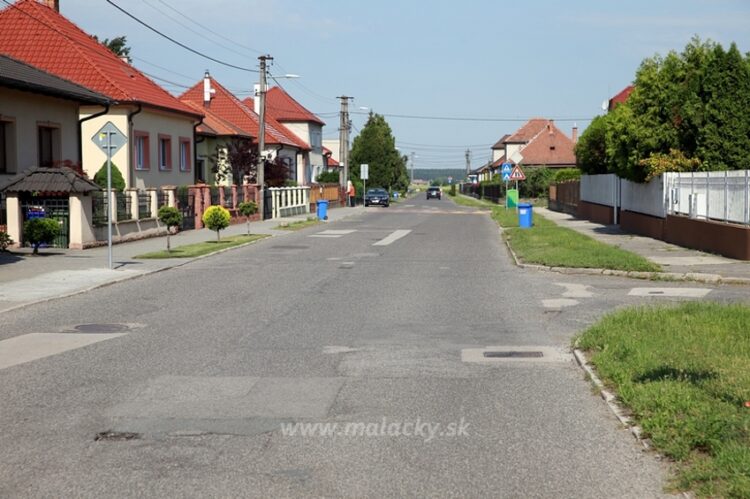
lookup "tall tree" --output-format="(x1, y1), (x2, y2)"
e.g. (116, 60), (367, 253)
(349, 113), (408, 191)
(95, 35), (132, 62)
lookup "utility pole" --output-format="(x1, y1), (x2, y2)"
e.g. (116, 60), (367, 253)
(338, 96), (352, 188)
(257, 54), (273, 218)
(410, 152), (415, 185)
(465, 149), (471, 176)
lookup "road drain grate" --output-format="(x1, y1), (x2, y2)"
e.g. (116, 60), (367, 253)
(95, 431), (140, 441)
(73, 323), (130, 333)
(483, 351), (544, 358)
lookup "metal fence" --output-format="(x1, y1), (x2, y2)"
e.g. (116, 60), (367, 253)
(138, 191), (151, 218)
(223, 186), (233, 208)
(92, 191), (107, 226)
(665, 171), (750, 225)
(116, 192), (131, 221)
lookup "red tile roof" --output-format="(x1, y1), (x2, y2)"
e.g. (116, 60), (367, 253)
(0, 0), (200, 117)
(264, 87), (325, 125)
(182, 100), (250, 138)
(180, 77), (309, 151)
(323, 147), (339, 167)
(491, 134), (510, 150)
(608, 85), (634, 111)
(515, 121), (576, 167)
(504, 118), (549, 143)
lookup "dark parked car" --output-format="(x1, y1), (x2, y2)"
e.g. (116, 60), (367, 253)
(364, 188), (390, 207)
(426, 186), (442, 200)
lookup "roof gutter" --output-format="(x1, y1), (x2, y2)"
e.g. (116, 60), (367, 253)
(78, 103), (110, 176)
(126, 104), (143, 188)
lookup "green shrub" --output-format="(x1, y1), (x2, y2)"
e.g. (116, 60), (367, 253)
(449, 184), (457, 196)
(23, 218), (59, 254)
(553, 168), (581, 182)
(316, 171), (340, 183)
(93, 162), (126, 192)
(0, 231), (13, 251)
(202, 205), (231, 241)
(157, 206), (182, 252)
(237, 201), (258, 235)
(519, 167), (555, 198)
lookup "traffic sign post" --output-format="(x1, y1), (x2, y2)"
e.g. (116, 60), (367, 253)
(501, 162), (513, 208)
(93, 122), (127, 270)
(360, 164), (369, 206)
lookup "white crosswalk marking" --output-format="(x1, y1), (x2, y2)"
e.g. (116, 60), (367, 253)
(373, 230), (412, 246)
(309, 230), (357, 238)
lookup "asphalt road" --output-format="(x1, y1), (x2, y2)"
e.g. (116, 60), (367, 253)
(2, 195), (748, 498)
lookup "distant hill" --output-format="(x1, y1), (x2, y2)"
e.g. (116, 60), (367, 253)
(411, 168), (465, 182)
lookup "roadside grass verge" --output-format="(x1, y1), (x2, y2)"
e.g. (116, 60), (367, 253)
(576, 302), (750, 498)
(451, 194), (496, 209)
(276, 217), (320, 231)
(492, 206), (660, 272)
(134, 234), (268, 259)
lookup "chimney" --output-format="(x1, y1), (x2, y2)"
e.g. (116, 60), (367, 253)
(203, 70), (215, 106)
(572, 123), (578, 144)
(40, 0), (59, 11)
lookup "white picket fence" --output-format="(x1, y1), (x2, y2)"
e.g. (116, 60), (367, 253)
(580, 171), (750, 225)
(268, 186), (311, 219)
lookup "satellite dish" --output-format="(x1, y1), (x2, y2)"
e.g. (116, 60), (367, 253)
(601, 100), (608, 111)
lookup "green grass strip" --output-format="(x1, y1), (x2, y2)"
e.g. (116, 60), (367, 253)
(577, 302), (750, 497)
(135, 234), (268, 259)
(492, 206), (660, 272)
(276, 218), (320, 231)
(451, 194), (495, 208)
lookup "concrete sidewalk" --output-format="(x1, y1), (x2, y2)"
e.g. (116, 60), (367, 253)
(0, 206), (364, 313)
(536, 206), (750, 282)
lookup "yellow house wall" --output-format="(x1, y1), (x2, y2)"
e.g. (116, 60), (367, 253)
(80, 105), (197, 189)
(0, 87), (81, 175)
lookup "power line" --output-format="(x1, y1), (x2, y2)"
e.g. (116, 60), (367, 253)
(350, 111), (592, 123)
(142, 0), (256, 61)
(156, 0), (264, 55)
(105, 0), (257, 72)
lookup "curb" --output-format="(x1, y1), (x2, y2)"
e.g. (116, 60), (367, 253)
(500, 228), (750, 286)
(572, 349), (651, 450)
(0, 234), (273, 316)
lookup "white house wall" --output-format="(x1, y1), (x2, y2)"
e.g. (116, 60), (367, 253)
(0, 87), (81, 176)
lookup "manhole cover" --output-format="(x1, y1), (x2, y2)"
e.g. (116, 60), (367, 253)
(95, 431), (140, 441)
(73, 323), (130, 333)
(483, 351), (544, 358)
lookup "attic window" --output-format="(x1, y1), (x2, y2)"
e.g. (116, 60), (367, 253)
(550, 145), (556, 150)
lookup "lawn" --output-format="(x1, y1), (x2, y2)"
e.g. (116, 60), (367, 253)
(577, 302), (750, 497)
(451, 193), (496, 208)
(491, 206), (660, 272)
(135, 234), (268, 259)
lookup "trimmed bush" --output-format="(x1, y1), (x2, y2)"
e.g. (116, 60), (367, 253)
(202, 205), (231, 241)
(93, 162), (126, 192)
(157, 206), (182, 252)
(553, 168), (581, 182)
(0, 231), (13, 251)
(23, 218), (59, 254)
(316, 171), (340, 183)
(237, 201), (258, 235)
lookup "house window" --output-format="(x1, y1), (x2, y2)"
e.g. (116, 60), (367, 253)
(158, 134), (172, 171)
(38, 125), (59, 167)
(134, 131), (150, 170)
(179, 138), (191, 172)
(0, 121), (6, 173)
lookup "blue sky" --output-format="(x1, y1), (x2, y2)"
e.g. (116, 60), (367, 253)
(60, 0), (750, 169)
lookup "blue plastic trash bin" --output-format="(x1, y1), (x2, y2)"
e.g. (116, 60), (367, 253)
(316, 199), (329, 220)
(518, 203), (533, 228)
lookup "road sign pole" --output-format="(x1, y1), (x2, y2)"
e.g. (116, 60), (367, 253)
(107, 131), (113, 270)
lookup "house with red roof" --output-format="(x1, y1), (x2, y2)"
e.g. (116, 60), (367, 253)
(244, 86), (325, 184)
(608, 85), (634, 111)
(180, 73), (309, 185)
(0, 0), (203, 189)
(493, 118), (576, 170)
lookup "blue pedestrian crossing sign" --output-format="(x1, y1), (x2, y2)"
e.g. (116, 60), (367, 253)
(501, 162), (513, 181)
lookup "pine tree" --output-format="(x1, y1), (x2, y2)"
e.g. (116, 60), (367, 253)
(349, 113), (408, 191)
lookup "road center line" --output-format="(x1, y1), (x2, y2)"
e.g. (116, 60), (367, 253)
(0, 333), (127, 370)
(373, 229), (412, 246)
